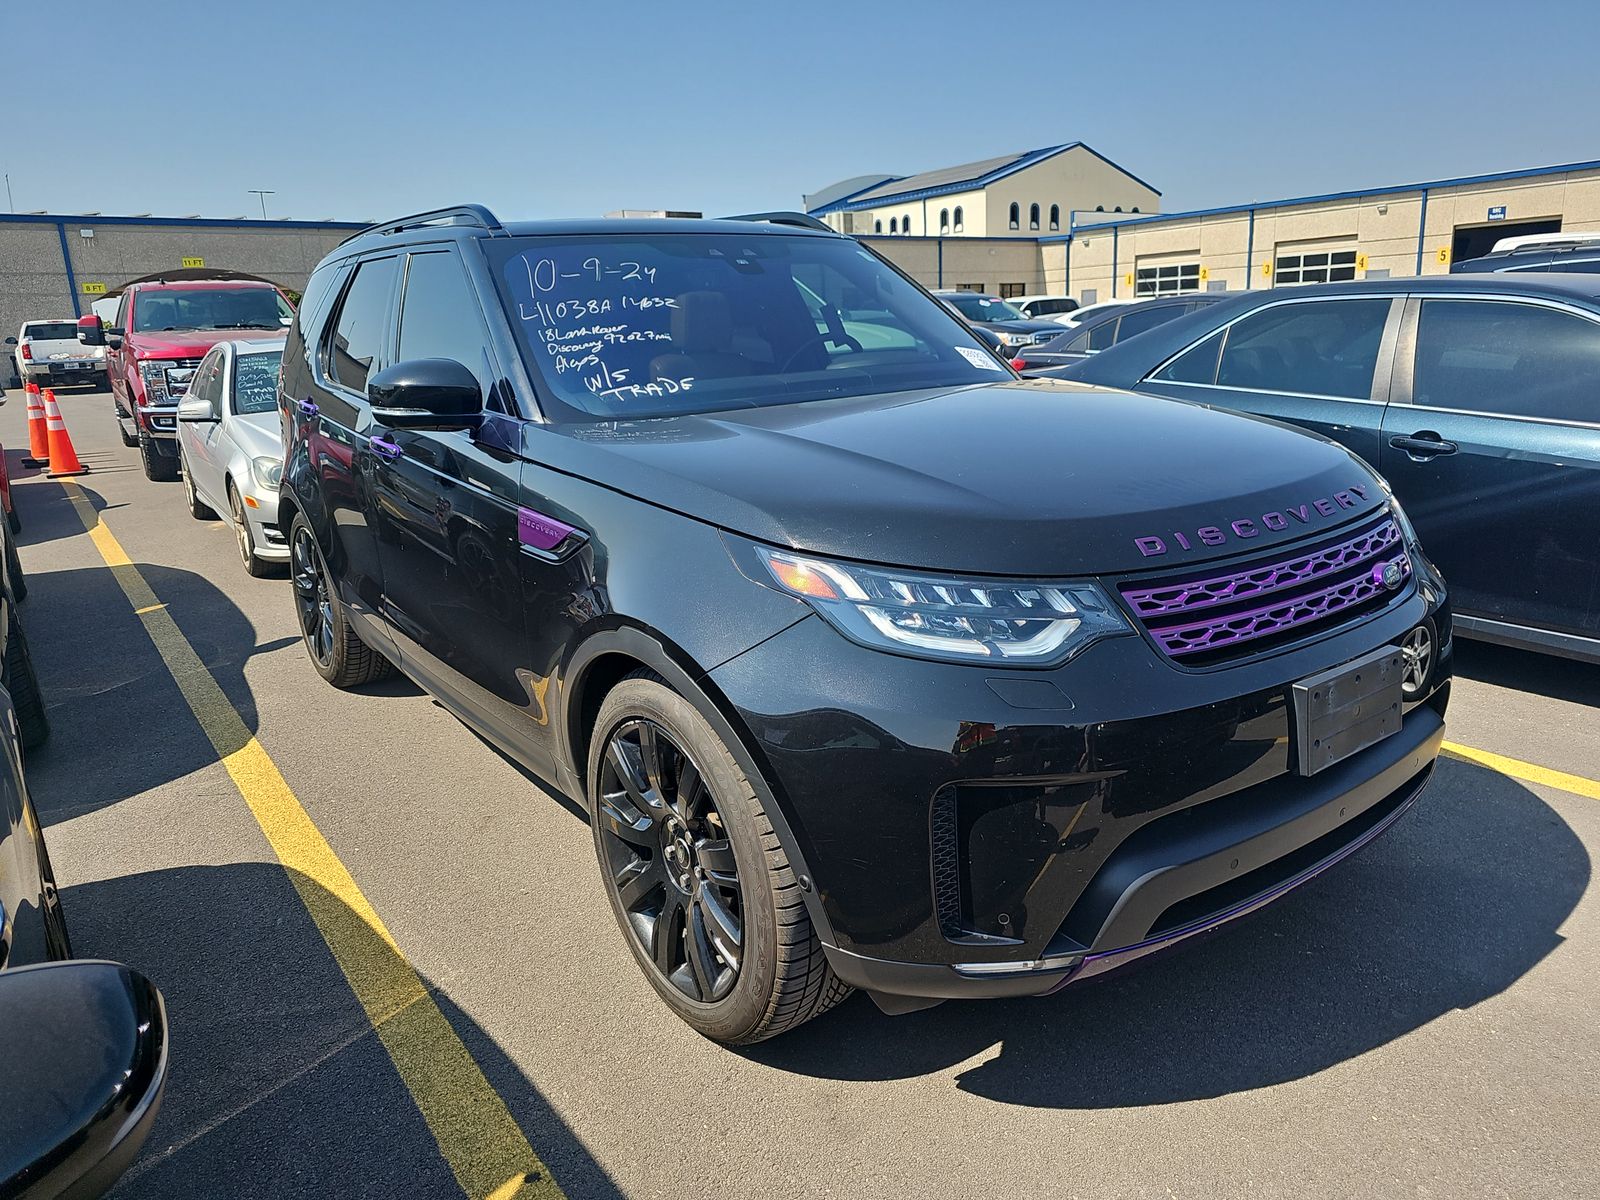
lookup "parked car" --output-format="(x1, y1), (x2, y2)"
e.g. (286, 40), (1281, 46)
(1016, 293), (1232, 373)
(1058, 273), (1600, 663)
(282, 205), (1449, 1044)
(0, 519), (45, 750)
(1453, 231), (1600, 274)
(1008, 294), (1079, 320)
(0, 675), (67, 971)
(175, 338), (289, 576)
(75, 279), (294, 481)
(1050, 296), (1141, 328)
(0, 960), (168, 1199)
(931, 290), (1063, 348)
(8, 320), (108, 390)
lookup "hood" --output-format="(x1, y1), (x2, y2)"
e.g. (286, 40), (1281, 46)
(231, 411), (285, 458)
(980, 318), (1064, 335)
(130, 329), (282, 359)
(543, 379), (1390, 577)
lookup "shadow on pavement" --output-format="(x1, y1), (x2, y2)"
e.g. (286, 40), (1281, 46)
(1451, 638), (1600, 708)
(65, 863), (619, 1199)
(747, 760), (1586, 1107)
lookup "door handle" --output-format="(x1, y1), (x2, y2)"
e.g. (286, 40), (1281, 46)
(296, 397), (319, 419)
(370, 435), (402, 461)
(1388, 433), (1458, 458)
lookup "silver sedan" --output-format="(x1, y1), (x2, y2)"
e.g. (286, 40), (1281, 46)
(175, 338), (288, 576)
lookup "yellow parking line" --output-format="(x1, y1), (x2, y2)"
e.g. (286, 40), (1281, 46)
(60, 482), (561, 1200)
(1443, 740), (1600, 802)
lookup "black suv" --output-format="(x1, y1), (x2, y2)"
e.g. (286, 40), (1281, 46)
(1452, 235), (1600, 274)
(280, 206), (1451, 1043)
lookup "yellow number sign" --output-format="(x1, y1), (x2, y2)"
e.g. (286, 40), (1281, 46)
(1356, 253), (1369, 271)
(181, 256), (206, 269)
(1199, 266), (1209, 282)
(81, 281), (107, 294)
(1124, 273), (1134, 288)
(1436, 247), (1450, 265)
(1262, 261), (1273, 277)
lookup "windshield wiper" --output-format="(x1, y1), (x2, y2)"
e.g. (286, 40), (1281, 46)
(211, 323), (278, 330)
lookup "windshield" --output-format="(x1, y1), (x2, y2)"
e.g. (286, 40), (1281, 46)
(944, 294), (1026, 322)
(491, 233), (1009, 420)
(232, 349), (284, 415)
(24, 322), (80, 341)
(132, 287), (293, 333)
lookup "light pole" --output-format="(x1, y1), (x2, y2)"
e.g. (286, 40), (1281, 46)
(248, 190), (276, 220)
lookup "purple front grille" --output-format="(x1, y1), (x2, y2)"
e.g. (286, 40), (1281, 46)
(1123, 516), (1410, 662)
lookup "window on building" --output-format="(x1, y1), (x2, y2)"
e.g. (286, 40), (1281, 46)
(889, 217), (898, 234)
(874, 219), (882, 234)
(956, 283), (985, 293)
(1213, 298), (1391, 399)
(939, 208), (949, 233)
(1029, 204), (1040, 231)
(1009, 203), (1020, 230)
(1114, 206), (1123, 213)
(953, 206), (964, 232)
(902, 213), (911, 234)
(1049, 204), (1060, 231)
(1134, 262), (1202, 297)
(1413, 299), (1600, 423)
(1132, 207), (1141, 213)
(999, 283), (1026, 299)
(1274, 248), (1359, 286)
(1095, 205), (1105, 212)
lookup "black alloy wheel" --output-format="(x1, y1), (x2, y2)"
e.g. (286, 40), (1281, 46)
(596, 718), (744, 1003)
(291, 523), (336, 670)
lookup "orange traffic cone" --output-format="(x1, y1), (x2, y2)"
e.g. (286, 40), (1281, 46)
(42, 389), (89, 478)
(22, 382), (49, 467)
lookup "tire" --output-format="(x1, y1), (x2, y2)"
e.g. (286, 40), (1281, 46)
(180, 453), (216, 520)
(588, 671), (849, 1043)
(6, 505), (20, 536)
(6, 612), (49, 751)
(230, 485), (272, 578)
(138, 431), (178, 481)
(118, 416), (139, 448)
(288, 513), (392, 688)
(5, 534), (27, 603)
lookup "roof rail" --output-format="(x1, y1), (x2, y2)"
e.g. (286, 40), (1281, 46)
(340, 204), (506, 245)
(723, 211), (834, 232)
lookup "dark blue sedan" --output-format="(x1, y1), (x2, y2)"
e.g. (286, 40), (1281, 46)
(1057, 274), (1600, 663)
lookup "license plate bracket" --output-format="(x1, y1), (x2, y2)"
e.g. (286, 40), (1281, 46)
(1291, 645), (1404, 776)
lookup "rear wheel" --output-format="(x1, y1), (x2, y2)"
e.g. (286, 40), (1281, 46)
(6, 611), (49, 751)
(180, 451), (216, 519)
(288, 514), (392, 688)
(5, 534), (27, 603)
(138, 431), (177, 481)
(589, 672), (849, 1043)
(6, 506), (19, 536)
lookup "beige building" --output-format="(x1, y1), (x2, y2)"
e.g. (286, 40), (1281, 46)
(807, 143), (1160, 279)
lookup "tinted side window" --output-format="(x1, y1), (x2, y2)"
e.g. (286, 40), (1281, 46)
(325, 257), (397, 393)
(1153, 327), (1224, 385)
(1548, 258), (1600, 274)
(1413, 299), (1600, 424)
(1086, 319), (1117, 351)
(1114, 304), (1181, 343)
(397, 252), (491, 390)
(190, 351), (225, 406)
(1215, 299), (1390, 399)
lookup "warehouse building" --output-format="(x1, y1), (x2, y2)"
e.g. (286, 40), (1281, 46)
(808, 152), (1600, 304)
(0, 213), (365, 371)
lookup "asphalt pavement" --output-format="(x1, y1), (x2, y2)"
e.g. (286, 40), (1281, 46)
(7, 384), (1597, 1200)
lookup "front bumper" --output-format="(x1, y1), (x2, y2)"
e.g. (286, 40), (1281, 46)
(706, 560), (1451, 1007)
(139, 407), (179, 442)
(244, 490), (288, 561)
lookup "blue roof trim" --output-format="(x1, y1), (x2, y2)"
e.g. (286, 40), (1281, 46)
(0, 212), (366, 230)
(813, 143), (1161, 214)
(804, 176), (907, 216)
(1038, 157), (1600, 242)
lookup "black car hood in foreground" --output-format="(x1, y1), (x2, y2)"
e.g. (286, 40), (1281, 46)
(546, 379), (1388, 576)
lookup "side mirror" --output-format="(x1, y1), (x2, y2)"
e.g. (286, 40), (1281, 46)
(367, 359), (483, 430)
(177, 395), (217, 423)
(0, 961), (168, 1200)
(76, 314), (105, 347)
(3, 336), (15, 346)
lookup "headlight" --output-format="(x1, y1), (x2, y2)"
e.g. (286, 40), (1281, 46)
(733, 541), (1129, 665)
(251, 456), (282, 489)
(997, 331), (1025, 346)
(137, 360), (173, 404)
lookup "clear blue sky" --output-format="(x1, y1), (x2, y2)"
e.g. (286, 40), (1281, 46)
(9, 0), (1599, 223)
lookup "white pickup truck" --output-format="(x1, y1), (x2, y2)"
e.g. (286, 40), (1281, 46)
(8, 319), (109, 389)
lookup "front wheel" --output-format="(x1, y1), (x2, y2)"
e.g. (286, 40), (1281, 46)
(288, 514), (392, 688)
(6, 612), (49, 751)
(180, 453), (216, 520)
(138, 432), (177, 481)
(230, 486), (272, 578)
(588, 672), (849, 1043)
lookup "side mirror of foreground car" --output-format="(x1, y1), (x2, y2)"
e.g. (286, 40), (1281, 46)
(367, 358), (483, 431)
(0, 960), (169, 1200)
(76, 315), (105, 347)
(176, 395), (218, 423)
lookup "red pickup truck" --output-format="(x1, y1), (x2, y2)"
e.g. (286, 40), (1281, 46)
(77, 279), (293, 480)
